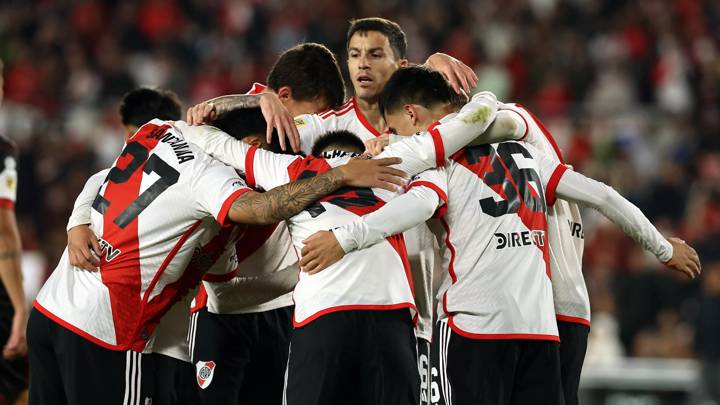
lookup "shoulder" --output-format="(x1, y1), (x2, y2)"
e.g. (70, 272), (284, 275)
(317, 98), (355, 121)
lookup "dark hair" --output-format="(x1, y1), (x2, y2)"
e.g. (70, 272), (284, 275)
(310, 130), (366, 157)
(212, 108), (288, 155)
(378, 66), (464, 117)
(347, 17), (407, 60)
(267, 43), (345, 110)
(119, 87), (182, 128)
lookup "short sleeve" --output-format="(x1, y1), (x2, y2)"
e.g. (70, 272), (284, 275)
(246, 147), (302, 191)
(193, 159), (253, 226)
(530, 145), (567, 206)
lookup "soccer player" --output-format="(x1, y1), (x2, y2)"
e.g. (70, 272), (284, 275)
(67, 87), (205, 405)
(0, 59), (28, 405)
(182, 91), (499, 405)
(187, 20), (479, 401)
(27, 114), (404, 405)
(298, 66), (701, 405)
(186, 108), (299, 405)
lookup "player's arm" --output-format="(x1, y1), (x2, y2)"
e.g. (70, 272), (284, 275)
(365, 109), (522, 156)
(227, 157), (407, 225)
(66, 170), (107, 271)
(376, 91), (498, 175)
(186, 93), (300, 152)
(424, 53), (479, 95)
(554, 168), (701, 278)
(299, 170), (447, 274)
(466, 109), (527, 146)
(0, 207), (25, 360)
(0, 148), (26, 360)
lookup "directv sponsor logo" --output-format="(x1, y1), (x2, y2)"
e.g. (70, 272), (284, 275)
(494, 230), (546, 249)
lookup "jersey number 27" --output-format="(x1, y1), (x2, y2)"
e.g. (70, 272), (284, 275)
(92, 142), (179, 228)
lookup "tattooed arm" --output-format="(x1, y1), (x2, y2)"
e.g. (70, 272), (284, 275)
(186, 93), (300, 152)
(0, 208), (26, 359)
(227, 157), (406, 225)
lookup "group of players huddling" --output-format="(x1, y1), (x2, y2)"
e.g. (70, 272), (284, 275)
(8, 17), (701, 405)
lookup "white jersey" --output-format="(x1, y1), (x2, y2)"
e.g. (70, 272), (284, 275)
(189, 81), (299, 316)
(431, 138), (567, 341)
(296, 98), (439, 340)
(191, 222), (298, 315)
(35, 120), (250, 351)
(296, 97), (383, 152)
(499, 103), (589, 325)
(248, 150), (434, 326)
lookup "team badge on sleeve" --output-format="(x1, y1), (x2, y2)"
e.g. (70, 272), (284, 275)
(294, 117), (307, 128)
(196, 360), (216, 389)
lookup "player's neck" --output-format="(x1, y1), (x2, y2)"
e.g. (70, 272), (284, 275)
(354, 96), (385, 132)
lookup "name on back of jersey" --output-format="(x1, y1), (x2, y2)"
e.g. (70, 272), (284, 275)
(145, 125), (195, 164)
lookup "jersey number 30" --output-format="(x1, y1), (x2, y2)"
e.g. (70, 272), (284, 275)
(92, 142), (180, 228)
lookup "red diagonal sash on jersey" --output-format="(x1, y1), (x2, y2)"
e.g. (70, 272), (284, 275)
(451, 145), (552, 278)
(100, 123), (169, 346)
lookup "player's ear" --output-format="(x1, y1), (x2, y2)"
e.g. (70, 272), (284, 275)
(241, 135), (263, 149)
(404, 104), (418, 125)
(276, 86), (293, 102)
(397, 59), (409, 68)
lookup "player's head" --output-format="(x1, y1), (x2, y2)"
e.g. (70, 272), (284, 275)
(379, 66), (465, 136)
(346, 17), (408, 102)
(120, 87), (182, 139)
(267, 43), (345, 116)
(310, 130), (366, 157)
(212, 108), (289, 154)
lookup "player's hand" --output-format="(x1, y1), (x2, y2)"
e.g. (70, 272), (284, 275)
(665, 237), (701, 279)
(300, 231), (345, 274)
(186, 102), (217, 125)
(3, 310), (27, 359)
(364, 134), (390, 156)
(425, 53), (478, 95)
(258, 92), (300, 152)
(68, 225), (102, 271)
(338, 156), (407, 192)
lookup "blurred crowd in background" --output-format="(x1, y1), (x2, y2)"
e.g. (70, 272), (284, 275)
(0, 0), (719, 369)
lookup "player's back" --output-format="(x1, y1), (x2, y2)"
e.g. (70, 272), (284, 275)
(499, 103), (589, 325)
(433, 140), (566, 340)
(34, 120), (248, 351)
(246, 148), (417, 326)
(290, 153), (417, 326)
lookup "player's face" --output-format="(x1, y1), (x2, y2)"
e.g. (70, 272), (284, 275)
(347, 32), (407, 101)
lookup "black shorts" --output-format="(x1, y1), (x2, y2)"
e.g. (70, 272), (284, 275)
(27, 309), (155, 405)
(418, 337), (431, 405)
(150, 353), (201, 405)
(557, 320), (589, 405)
(284, 308), (419, 405)
(0, 300), (27, 400)
(433, 320), (564, 405)
(189, 306), (293, 405)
